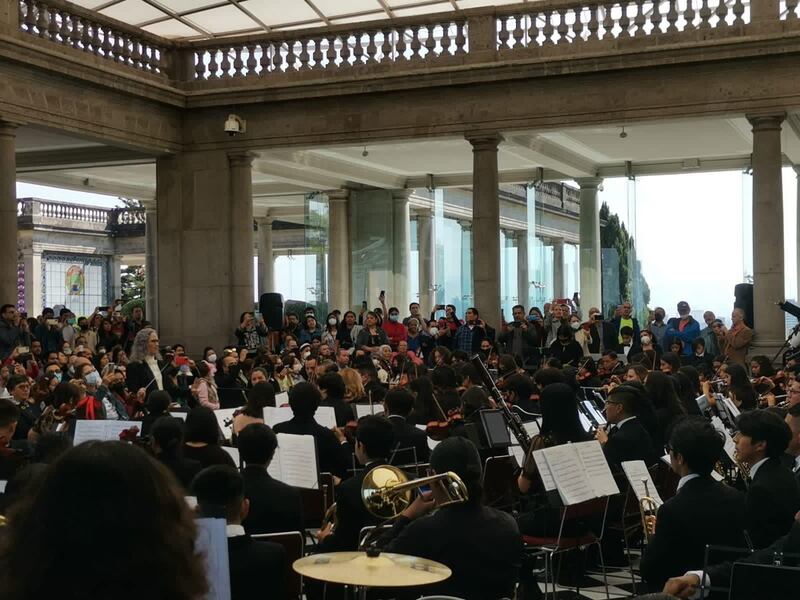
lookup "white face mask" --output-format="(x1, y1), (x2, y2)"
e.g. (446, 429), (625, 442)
(328, 318), (337, 326)
(570, 322), (580, 330)
(641, 336), (651, 345)
(429, 327), (438, 336)
(206, 353), (217, 363)
(301, 351), (310, 360)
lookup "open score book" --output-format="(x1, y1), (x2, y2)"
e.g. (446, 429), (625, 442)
(532, 440), (620, 506)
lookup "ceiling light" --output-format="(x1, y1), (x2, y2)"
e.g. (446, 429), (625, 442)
(619, 126), (628, 139)
(362, 146), (369, 157)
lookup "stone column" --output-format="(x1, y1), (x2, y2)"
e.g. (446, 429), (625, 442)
(576, 177), (603, 312)
(748, 113), (786, 354)
(391, 189), (412, 310)
(229, 152), (256, 318)
(255, 215), (274, 298)
(328, 190), (351, 312)
(109, 255), (123, 302)
(142, 199), (159, 328)
(458, 220), (473, 309)
(516, 229), (529, 309)
(0, 121), (16, 305)
(467, 132), (503, 327)
(795, 166), (800, 304)
(416, 211), (435, 312)
(20, 243), (42, 316)
(552, 237), (565, 299)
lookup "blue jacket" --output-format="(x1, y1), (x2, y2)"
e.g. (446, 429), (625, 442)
(664, 317), (701, 356)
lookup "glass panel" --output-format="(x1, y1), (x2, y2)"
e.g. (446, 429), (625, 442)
(305, 192), (330, 315)
(42, 253), (109, 318)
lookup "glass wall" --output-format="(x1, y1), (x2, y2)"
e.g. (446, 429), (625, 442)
(42, 253), (109, 317)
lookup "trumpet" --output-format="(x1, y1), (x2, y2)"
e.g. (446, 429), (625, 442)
(639, 478), (660, 544)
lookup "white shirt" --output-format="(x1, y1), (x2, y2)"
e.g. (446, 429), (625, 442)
(102, 398), (119, 420)
(145, 355), (163, 391)
(676, 473), (700, 493)
(226, 524), (245, 538)
(748, 456), (770, 480)
(794, 455), (800, 473)
(610, 415), (637, 431)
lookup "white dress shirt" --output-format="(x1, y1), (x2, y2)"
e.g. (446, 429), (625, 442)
(226, 524), (245, 538)
(747, 456), (770, 480)
(144, 355), (163, 391)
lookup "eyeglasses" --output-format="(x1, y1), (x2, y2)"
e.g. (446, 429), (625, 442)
(665, 443), (673, 454)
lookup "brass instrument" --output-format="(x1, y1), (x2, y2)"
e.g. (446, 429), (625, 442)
(321, 502), (338, 533)
(639, 478), (660, 544)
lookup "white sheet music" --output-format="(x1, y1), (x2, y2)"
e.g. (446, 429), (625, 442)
(170, 411), (188, 421)
(213, 408), (241, 441)
(710, 416), (737, 463)
(0, 480), (6, 493)
(582, 401), (606, 426)
(222, 446), (240, 466)
(196, 518), (232, 600)
(267, 433), (318, 489)
(510, 445), (526, 469)
(275, 391), (289, 406)
(522, 420), (540, 437)
(542, 444), (595, 505)
(621, 460), (663, 506)
(577, 410), (593, 433)
(185, 495), (198, 510)
(532, 449), (557, 491)
(263, 406), (294, 428)
(722, 397), (741, 419)
(574, 440), (619, 498)
(314, 406), (337, 430)
(355, 404), (383, 419)
(73, 420), (140, 445)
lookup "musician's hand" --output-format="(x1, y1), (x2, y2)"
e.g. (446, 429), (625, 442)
(317, 522), (333, 542)
(595, 427), (608, 444)
(136, 388), (146, 402)
(663, 574), (700, 598)
(701, 380), (712, 399)
(332, 426), (346, 443)
(401, 491), (435, 520)
(644, 515), (657, 536)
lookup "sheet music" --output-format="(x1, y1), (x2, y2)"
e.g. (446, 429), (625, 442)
(0, 480), (6, 493)
(275, 391), (289, 406)
(621, 460), (663, 506)
(695, 394), (711, 413)
(222, 446), (240, 466)
(582, 401), (606, 426)
(575, 440), (619, 498)
(213, 408), (241, 442)
(577, 410), (593, 433)
(185, 495), (198, 510)
(267, 433), (318, 489)
(722, 397), (741, 419)
(263, 406), (294, 428)
(510, 445), (526, 469)
(542, 444), (594, 505)
(711, 416), (737, 463)
(532, 449), (557, 491)
(314, 406), (337, 429)
(522, 420), (540, 437)
(355, 404), (383, 419)
(73, 420), (140, 445)
(170, 411), (188, 421)
(196, 518), (232, 600)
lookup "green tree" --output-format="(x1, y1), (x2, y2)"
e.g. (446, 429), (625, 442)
(121, 265), (145, 303)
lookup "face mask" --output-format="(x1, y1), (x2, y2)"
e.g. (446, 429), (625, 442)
(63, 348), (72, 356)
(179, 364), (190, 375)
(328, 318), (337, 326)
(292, 363), (302, 373)
(301, 351), (311, 360)
(229, 364), (240, 375)
(110, 382), (126, 395)
(206, 353), (217, 364)
(84, 371), (101, 387)
(389, 314), (399, 322)
(641, 336), (651, 345)
(429, 327), (438, 336)
(67, 318), (76, 326)
(52, 372), (62, 383)
(80, 324), (88, 331)
(570, 322), (580, 330)
(655, 313), (664, 321)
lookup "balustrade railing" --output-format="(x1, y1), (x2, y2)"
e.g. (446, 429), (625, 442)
(191, 18), (468, 81)
(17, 0), (169, 77)
(16, 199), (145, 231)
(781, 0), (800, 20)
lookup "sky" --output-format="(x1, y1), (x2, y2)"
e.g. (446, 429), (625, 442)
(18, 168), (800, 323)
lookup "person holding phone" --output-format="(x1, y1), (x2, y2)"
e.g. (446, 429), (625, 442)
(0, 304), (25, 361)
(453, 308), (488, 354)
(236, 311), (268, 356)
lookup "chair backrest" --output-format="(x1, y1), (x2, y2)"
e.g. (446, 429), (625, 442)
(481, 454), (517, 510)
(298, 473), (333, 529)
(252, 531), (304, 600)
(729, 562), (800, 600)
(357, 524), (392, 549)
(555, 496), (610, 543)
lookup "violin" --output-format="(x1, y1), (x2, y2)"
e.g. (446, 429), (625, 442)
(425, 392), (463, 441)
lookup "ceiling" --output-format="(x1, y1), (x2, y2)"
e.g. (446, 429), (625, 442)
(72, 0), (526, 40)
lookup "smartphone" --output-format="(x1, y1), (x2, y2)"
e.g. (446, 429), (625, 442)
(362, 300), (368, 309)
(46, 319), (58, 326)
(15, 346), (29, 354)
(176, 356), (189, 367)
(380, 290), (385, 298)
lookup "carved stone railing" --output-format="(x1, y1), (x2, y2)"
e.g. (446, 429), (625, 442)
(189, 16), (469, 81)
(17, 198), (145, 234)
(17, 0), (170, 77)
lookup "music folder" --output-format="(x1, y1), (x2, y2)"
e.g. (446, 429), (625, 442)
(536, 440), (620, 506)
(267, 433), (319, 489)
(73, 420), (141, 445)
(621, 460), (663, 506)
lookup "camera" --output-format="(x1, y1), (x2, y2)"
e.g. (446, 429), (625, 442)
(224, 113), (246, 136)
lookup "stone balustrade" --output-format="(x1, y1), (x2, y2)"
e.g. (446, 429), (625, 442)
(9, 0), (800, 86)
(16, 198), (145, 232)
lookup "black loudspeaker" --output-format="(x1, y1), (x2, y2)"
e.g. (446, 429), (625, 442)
(259, 293), (284, 331)
(734, 283), (754, 329)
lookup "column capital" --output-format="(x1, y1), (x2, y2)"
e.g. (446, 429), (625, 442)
(254, 215), (274, 226)
(457, 219), (472, 231)
(746, 112), (786, 131)
(0, 120), (18, 138)
(515, 228), (527, 240)
(140, 199), (157, 211)
(575, 177), (603, 189)
(465, 131), (504, 151)
(228, 151), (258, 168)
(392, 188), (413, 202)
(327, 189), (351, 202)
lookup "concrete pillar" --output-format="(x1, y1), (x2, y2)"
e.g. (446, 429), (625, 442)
(552, 237), (565, 299)
(467, 132), (503, 327)
(156, 150), (256, 352)
(458, 220), (473, 309)
(328, 191), (351, 312)
(748, 113), (786, 353)
(0, 121), (17, 305)
(576, 177), (603, 312)
(392, 189), (411, 310)
(516, 229), (529, 309)
(21, 243), (42, 316)
(255, 215), (274, 298)
(142, 200), (159, 328)
(109, 255), (122, 303)
(795, 166), (800, 304)
(416, 211), (435, 312)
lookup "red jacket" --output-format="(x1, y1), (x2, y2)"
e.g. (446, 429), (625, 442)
(381, 320), (408, 348)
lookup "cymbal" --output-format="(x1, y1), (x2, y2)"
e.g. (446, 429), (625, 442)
(293, 551), (451, 587)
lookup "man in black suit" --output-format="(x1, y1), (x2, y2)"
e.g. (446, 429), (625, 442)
(317, 372), (355, 427)
(237, 422), (303, 536)
(272, 382), (350, 479)
(786, 404), (800, 486)
(192, 466), (285, 600)
(640, 417), (747, 591)
(317, 415), (394, 552)
(595, 383), (656, 469)
(383, 388), (430, 466)
(734, 409), (800, 549)
(377, 437), (523, 600)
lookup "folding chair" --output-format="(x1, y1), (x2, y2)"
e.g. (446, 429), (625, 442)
(252, 531), (304, 600)
(357, 524), (392, 550)
(481, 455), (517, 512)
(729, 561), (800, 600)
(523, 496), (612, 600)
(603, 472), (645, 592)
(298, 472), (334, 548)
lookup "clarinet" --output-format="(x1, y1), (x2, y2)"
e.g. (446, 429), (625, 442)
(470, 355), (532, 453)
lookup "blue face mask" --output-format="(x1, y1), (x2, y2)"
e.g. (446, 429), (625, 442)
(85, 371), (102, 387)
(53, 372), (62, 383)
(389, 314), (399, 323)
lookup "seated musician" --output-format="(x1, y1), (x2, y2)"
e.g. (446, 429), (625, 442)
(640, 417), (747, 592)
(317, 415), (394, 551)
(594, 383), (657, 469)
(378, 437), (523, 600)
(517, 382), (591, 536)
(383, 389), (430, 466)
(734, 410), (800, 549)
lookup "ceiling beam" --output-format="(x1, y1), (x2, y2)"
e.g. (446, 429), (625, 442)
(406, 167), (569, 189)
(16, 147), (155, 173)
(17, 172), (155, 201)
(504, 134), (598, 178)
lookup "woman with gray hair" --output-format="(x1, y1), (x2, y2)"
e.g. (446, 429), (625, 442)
(126, 327), (171, 403)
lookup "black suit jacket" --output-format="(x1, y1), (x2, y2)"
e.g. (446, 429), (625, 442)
(158, 453), (202, 492)
(387, 415), (430, 466)
(241, 465), (304, 535)
(126, 360), (176, 401)
(745, 457), (800, 549)
(318, 460), (385, 552)
(602, 417), (656, 470)
(640, 475), (747, 590)
(272, 416), (350, 478)
(227, 534), (285, 600)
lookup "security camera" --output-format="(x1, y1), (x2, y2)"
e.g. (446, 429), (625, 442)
(224, 114), (246, 136)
